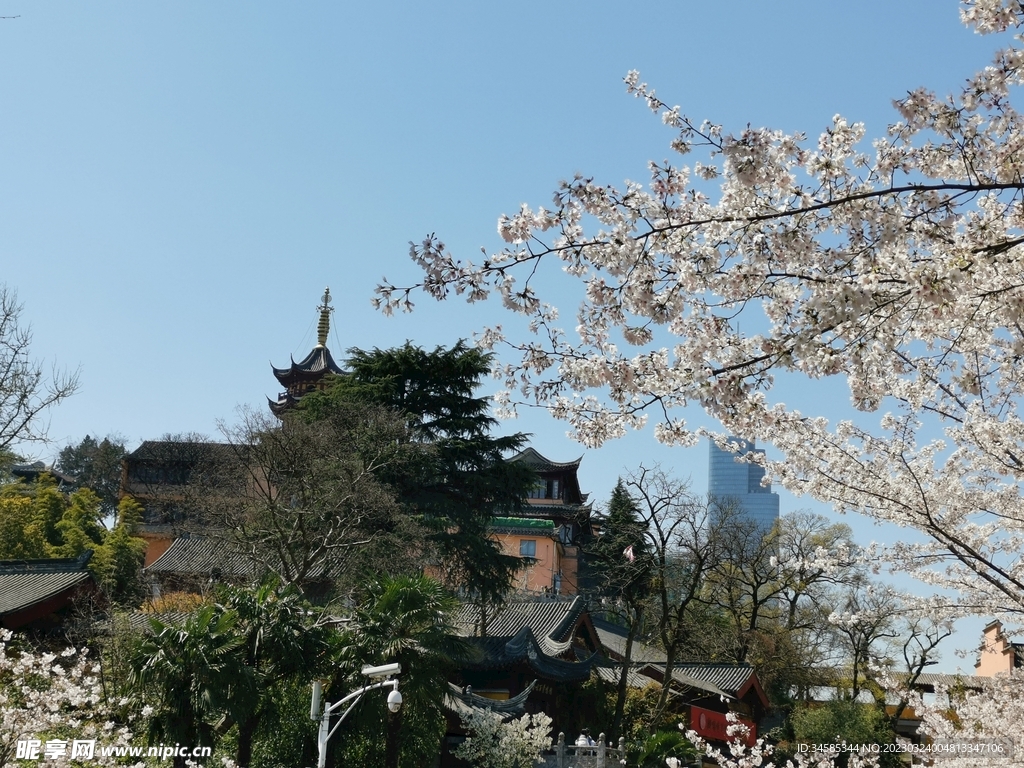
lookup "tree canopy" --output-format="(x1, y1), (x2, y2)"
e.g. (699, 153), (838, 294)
(214, 404), (424, 593)
(302, 341), (537, 607)
(56, 434), (127, 516)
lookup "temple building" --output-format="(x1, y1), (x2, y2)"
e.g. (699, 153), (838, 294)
(489, 448), (595, 595)
(269, 287), (345, 415)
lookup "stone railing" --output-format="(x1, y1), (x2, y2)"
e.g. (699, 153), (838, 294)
(539, 732), (627, 767)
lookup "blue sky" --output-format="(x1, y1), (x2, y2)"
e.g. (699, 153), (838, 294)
(0, 2), (1011, 667)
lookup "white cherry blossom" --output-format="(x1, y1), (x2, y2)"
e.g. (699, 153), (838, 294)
(377, 1), (1024, 625)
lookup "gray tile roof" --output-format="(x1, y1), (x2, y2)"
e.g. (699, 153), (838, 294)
(146, 537), (256, 579)
(508, 448), (582, 473)
(594, 665), (660, 689)
(0, 554), (94, 617)
(147, 535), (350, 581)
(664, 662), (757, 697)
(592, 618), (666, 664)
(455, 596), (587, 655)
(272, 345), (344, 381)
(454, 597), (598, 683)
(913, 672), (982, 690)
(444, 680), (534, 719)
(461, 628), (596, 683)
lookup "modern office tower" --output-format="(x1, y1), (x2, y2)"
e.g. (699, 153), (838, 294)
(707, 438), (780, 529)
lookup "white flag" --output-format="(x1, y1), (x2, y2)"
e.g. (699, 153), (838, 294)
(623, 545), (635, 562)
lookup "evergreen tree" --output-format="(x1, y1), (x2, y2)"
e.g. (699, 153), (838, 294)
(587, 479), (652, 737)
(56, 434), (127, 516)
(590, 479), (650, 602)
(302, 341), (537, 607)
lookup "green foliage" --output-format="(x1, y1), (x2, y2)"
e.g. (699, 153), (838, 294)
(127, 605), (251, 767)
(0, 477), (147, 604)
(120, 581), (332, 768)
(620, 684), (681, 745)
(302, 341), (537, 606)
(0, 492), (47, 558)
(218, 405), (425, 592)
(791, 699), (899, 767)
(0, 483), (146, 610)
(244, 677), (319, 768)
(53, 487), (105, 557)
(56, 434), (127, 515)
(330, 576), (464, 768)
(220, 579), (334, 766)
(588, 479), (651, 601)
(91, 497), (148, 605)
(629, 730), (699, 768)
(32, 475), (67, 549)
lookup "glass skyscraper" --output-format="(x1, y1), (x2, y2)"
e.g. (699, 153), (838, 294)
(707, 438), (780, 529)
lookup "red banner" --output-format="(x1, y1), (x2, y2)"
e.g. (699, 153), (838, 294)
(689, 706), (756, 747)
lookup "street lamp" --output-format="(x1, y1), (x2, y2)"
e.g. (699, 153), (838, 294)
(311, 663), (402, 768)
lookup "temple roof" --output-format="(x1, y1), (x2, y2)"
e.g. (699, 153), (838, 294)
(443, 680), (535, 719)
(509, 447), (583, 473)
(460, 627), (597, 683)
(488, 517), (556, 535)
(271, 344), (344, 386)
(0, 552), (95, 627)
(592, 617), (668, 665)
(455, 596), (587, 651)
(10, 462), (76, 488)
(146, 536), (256, 579)
(147, 535), (349, 582)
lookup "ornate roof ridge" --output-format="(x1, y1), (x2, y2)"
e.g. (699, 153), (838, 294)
(509, 447), (583, 471)
(271, 344), (344, 382)
(0, 550), (93, 575)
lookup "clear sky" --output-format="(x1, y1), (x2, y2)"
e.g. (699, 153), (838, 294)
(0, 2), (1011, 668)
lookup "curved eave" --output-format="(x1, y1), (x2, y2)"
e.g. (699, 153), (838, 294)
(509, 447), (583, 472)
(268, 394), (298, 416)
(464, 627), (597, 683)
(271, 345), (345, 385)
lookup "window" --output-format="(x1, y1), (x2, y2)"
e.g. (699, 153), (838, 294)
(520, 540), (537, 558)
(526, 477), (562, 500)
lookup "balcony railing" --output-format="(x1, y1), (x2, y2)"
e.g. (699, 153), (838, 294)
(541, 732), (626, 767)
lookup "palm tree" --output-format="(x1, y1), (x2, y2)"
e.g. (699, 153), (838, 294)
(127, 604), (251, 768)
(336, 576), (467, 768)
(223, 580), (333, 767)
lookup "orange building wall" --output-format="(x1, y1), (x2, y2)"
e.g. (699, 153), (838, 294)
(976, 621), (1017, 676)
(140, 533), (174, 567)
(492, 532), (570, 594)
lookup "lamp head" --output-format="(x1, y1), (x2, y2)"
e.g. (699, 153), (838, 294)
(386, 688), (403, 713)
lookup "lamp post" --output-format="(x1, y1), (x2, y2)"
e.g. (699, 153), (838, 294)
(310, 663), (402, 768)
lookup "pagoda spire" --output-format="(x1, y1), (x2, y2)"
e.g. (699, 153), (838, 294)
(316, 287), (333, 348)
(269, 287), (345, 416)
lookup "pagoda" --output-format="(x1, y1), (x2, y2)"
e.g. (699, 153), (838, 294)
(269, 288), (345, 415)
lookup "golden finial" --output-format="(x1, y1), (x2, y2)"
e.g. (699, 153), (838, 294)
(316, 287), (333, 347)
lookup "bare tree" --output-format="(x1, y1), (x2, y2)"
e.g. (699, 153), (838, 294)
(210, 405), (429, 592)
(622, 465), (736, 718)
(0, 285), (78, 451)
(697, 511), (863, 702)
